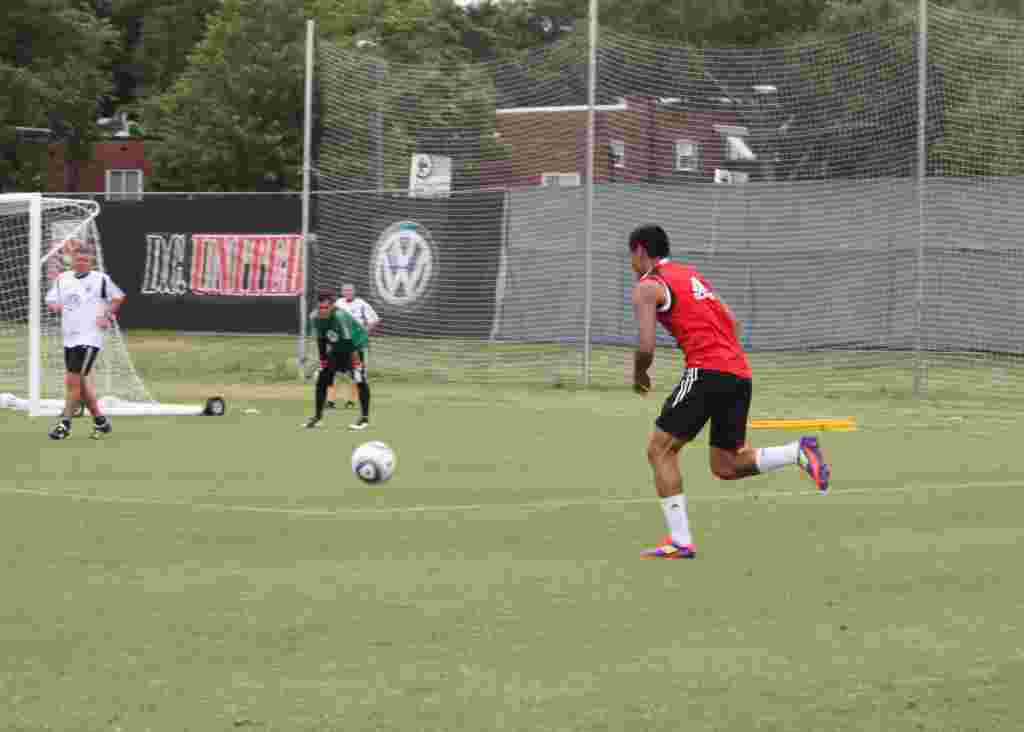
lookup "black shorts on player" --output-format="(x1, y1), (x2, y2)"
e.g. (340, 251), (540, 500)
(333, 349), (367, 383)
(655, 368), (752, 449)
(64, 346), (100, 376)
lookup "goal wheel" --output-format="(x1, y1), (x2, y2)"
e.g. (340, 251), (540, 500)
(203, 396), (226, 416)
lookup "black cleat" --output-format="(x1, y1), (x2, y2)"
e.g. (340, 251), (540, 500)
(348, 417), (369, 431)
(344, 401), (356, 409)
(303, 416), (322, 429)
(48, 422), (71, 440)
(91, 420), (112, 440)
(326, 401), (337, 410)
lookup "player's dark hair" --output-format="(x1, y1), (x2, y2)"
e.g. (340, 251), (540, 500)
(318, 289), (335, 303)
(628, 225), (670, 258)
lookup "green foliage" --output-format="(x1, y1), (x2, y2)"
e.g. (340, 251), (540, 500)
(507, 0), (829, 47)
(811, 0), (1024, 177)
(137, 0), (1024, 188)
(0, 0), (120, 188)
(809, 0), (918, 37)
(929, 11), (1024, 176)
(312, 0), (488, 64)
(147, 0), (513, 191)
(144, 0), (312, 191)
(316, 47), (504, 190)
(0, 134), (49, 191)
(109, 0), (221, 98)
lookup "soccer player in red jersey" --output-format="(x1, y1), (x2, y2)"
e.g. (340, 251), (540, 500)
(629, 225), (830, 559)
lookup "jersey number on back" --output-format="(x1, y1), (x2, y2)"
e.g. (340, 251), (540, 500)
(691, 276), (716, 301)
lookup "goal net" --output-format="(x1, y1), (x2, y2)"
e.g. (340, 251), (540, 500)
(0, 194), (206, 416)
(310, 5), (1024, 402)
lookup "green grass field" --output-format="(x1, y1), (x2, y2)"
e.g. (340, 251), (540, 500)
(2, 333), (1023, 731)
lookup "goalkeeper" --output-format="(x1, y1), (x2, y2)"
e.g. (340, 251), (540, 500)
(305, 291), (371, 430)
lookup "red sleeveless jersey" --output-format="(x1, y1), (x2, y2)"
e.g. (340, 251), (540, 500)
(641, 259), (751, 378)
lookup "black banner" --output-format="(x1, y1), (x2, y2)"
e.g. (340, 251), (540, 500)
(96, 196), (301, 333)
(312, 192), (506, 339)
(91, 192), (505, 337)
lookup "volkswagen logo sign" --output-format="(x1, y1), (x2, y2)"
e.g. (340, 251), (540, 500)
(371, 221), (435, 307)
(414, 154), (433, 180)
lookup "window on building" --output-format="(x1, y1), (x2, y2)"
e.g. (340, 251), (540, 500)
(106, 169), (143, 202)
(609, 140), (625, 168)
(674, 140), (702, 173)
(540, 172), (581, 187)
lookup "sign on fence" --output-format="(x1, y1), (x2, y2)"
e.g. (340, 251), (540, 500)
(96, 196), (302, 332)
(93, 192), (503, 335)
(142, 233), (304, 297)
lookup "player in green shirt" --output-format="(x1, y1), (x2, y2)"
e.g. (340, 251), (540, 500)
(305, 290), (371, 430)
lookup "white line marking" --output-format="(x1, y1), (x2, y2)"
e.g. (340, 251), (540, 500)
(1, 479), (1020, 520)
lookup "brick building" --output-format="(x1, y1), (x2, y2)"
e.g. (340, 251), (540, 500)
(47, 139), (150, 199)
(480, 95), (757, 189)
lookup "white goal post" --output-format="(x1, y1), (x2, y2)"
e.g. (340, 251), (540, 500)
(0, 193), (214, 417)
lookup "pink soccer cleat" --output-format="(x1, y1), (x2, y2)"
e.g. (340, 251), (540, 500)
(641, 536), (697, 559)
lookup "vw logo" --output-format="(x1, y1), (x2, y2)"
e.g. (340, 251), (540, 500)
(414, 154), (433, 180)
(371, 221), (435, 307)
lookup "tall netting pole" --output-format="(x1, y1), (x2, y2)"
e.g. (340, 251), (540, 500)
(299, 19), (315, 380)
(913, 0), (928, 398)
(583, 0), (598, 386)
(27, 194), (42, 417)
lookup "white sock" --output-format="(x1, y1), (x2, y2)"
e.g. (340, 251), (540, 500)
(660, 494), (692, 547)
(756, 441), (801, 473)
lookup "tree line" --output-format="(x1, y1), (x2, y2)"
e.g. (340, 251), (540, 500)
(2, 0), (1022, 192)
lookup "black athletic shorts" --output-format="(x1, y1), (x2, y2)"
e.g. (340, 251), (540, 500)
(326, 349), (366, 384)
(655, 368), (752, 449)
(64, 345), (100, 376)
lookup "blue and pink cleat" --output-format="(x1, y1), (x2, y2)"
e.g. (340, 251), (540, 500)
(642, 439), (830, 559)
(797, 436), (831, 493)
(640, 536), (697, 560)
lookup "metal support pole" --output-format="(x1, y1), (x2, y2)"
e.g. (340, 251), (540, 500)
(299, 19), (315, 379)
(583, 0), (597, 386)
(913, 0), (927, 398)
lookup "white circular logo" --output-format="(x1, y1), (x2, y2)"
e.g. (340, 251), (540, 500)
(414, 154), (433, 180)
(371, 221), (435, 307)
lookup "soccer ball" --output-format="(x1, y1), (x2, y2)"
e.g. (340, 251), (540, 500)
(351, 441), (395, 484)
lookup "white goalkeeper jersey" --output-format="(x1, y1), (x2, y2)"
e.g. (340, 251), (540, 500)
(45, 270), (124, 349)
(335, 297), (380, 331)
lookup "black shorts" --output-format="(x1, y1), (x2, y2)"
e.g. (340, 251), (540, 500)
(655, 368), (752, 449)
(326, 349), (366, 384)
(64, 346), (100, 376)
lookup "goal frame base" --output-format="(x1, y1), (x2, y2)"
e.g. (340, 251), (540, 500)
(0, 394), (228, 418)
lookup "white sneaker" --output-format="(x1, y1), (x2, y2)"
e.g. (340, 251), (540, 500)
(348, 417), (369, 431)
